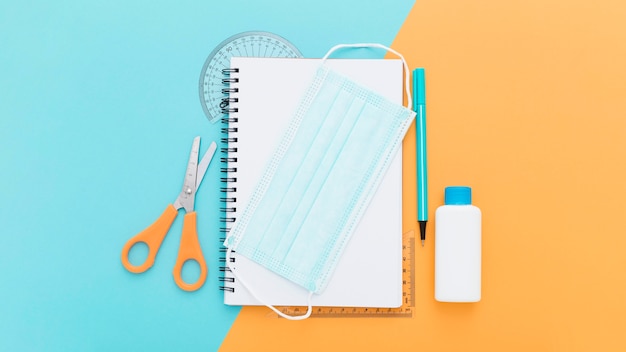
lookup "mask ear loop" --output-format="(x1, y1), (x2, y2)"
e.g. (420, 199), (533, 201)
(226, 247), (313, 320)
(320, 43), (413, 111)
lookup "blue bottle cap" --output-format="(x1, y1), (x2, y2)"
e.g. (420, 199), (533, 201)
(445, 186), (472, 205)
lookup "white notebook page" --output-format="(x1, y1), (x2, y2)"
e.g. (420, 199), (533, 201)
(223, 57), (403, 307)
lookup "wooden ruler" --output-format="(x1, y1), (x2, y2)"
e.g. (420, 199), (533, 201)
(272, 230), (416, 318)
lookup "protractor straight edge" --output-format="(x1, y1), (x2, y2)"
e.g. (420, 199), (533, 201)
(199, 31), (303, 124)
(272, 230), (416, 318)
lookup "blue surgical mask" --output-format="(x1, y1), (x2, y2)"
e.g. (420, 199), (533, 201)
(224, 43), (416, 320)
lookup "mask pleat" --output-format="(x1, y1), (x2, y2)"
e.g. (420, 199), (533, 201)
(287, 97), (397, 290)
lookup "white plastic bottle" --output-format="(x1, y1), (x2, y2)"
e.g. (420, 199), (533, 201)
(435, 186), (482, 302)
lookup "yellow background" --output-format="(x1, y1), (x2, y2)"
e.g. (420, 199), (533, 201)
(220, 0), (626, 350)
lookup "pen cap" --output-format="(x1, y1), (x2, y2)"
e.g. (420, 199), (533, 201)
(413, 68), (426, 105)
(444, 186), (471, 205)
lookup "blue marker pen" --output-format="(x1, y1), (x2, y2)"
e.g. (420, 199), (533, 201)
(413, 68), (428, 247)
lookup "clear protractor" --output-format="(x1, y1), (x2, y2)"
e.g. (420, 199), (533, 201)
(199, 31), (303, 124)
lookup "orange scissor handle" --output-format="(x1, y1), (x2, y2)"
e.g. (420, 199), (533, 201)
(121, 204), (178, 273)
(172, 211), (208, 291)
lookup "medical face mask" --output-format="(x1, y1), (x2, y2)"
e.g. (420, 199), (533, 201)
(224, 43), (416, 320)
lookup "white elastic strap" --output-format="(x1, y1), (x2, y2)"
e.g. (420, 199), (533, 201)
(225, 247), (313, 320)
(321, 43), (413, 111)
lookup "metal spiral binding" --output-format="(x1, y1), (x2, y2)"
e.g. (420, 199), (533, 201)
(219, 67), (239, 293)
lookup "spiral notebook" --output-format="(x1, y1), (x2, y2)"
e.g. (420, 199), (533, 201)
(219, 57), (404, 307)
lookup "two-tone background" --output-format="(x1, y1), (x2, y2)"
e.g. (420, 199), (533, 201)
(2, 0), (626, 351)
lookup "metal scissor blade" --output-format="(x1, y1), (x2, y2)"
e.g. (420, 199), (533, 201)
(196, 141), (217, 189)
(175, 136), (200, 212)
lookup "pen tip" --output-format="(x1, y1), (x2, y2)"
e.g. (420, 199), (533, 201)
(418, 221), (427, 246)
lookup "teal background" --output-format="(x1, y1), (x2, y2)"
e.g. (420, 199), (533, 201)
(0, 0), (414, 350)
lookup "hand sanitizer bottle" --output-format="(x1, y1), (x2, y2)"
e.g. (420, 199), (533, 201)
(435, 186), (482, 302)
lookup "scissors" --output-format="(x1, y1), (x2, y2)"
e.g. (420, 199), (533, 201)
(121, 136), (217, 291)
